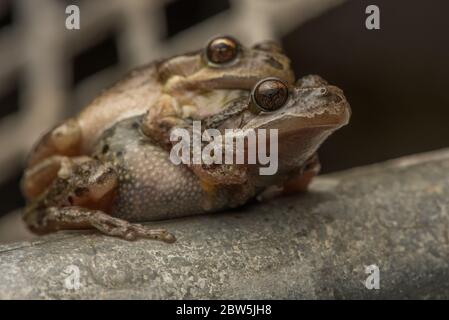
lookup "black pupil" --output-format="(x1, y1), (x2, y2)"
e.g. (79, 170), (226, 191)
(264, 89), (281, 108)
(207, 38), (237, 64)
(254, 80), (288, 111)
(217, 43), (230, 54)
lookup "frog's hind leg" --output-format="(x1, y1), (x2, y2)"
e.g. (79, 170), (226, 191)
(23, 158), (176, 243)
(21, 155), (91, 200)
(26, 118), (82, 167)
(25, 206), (176, 243)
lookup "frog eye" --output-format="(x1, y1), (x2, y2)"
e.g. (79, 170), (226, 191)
(205, 36), (240, 65)
(251, 77), (289, 113)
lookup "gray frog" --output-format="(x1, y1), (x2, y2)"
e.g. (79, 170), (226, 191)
(23, 76), (350, 243)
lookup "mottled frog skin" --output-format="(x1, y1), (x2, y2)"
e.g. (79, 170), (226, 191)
(92, 117), (230, 221)
(22, 75), (350, 243)
(22, 36), (294, 200)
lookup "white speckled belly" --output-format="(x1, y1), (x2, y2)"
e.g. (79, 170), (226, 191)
(92, 117), (229, 221)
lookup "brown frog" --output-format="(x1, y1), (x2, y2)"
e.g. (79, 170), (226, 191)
(22, 36), (295, 200)
(22, 75), (350, 243)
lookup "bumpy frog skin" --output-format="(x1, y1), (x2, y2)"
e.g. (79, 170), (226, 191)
(22, 75), (350, 243)
(22, 36), (295, 200)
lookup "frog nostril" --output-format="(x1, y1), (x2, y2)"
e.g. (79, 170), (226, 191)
(319, 87), (328, 96)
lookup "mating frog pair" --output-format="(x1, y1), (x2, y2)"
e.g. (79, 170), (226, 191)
(21, 36), (350, 243)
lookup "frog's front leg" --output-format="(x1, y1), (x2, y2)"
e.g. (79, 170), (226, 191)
(256, 154), (321, 202)
(282, 153), (321, 194)
(179, 128), (256, 207)
(24, 206), (175, 243)
(192, 163), (254, 209)
(141, 94), (193, 145)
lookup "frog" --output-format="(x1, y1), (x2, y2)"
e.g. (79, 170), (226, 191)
(22, 75), (350, 243)
(22, 35), (295, 200)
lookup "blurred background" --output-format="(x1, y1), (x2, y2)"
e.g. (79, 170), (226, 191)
(0, 0), (448, 237)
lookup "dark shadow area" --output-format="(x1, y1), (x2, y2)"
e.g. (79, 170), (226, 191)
(0, 74), (23, 216)
(282, 0), (449, 173)
(0, 75), (21, 120)
(59, 0), (82, 5)
(0, 0), (14, 30)
(71, 30), (120, 87)
(164, 0), (230, 38)
(0, 168), (24, 215)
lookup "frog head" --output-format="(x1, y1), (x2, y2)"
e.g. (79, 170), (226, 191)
(157, 35), (295, 92)
(208, 75), (351, 186)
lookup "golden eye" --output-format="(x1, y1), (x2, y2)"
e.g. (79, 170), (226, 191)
(205, 36), (240, 65)
(251, 77), (289, 112)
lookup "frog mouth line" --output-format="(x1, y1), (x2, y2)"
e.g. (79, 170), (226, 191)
(286, 108), (351, 129)
(243, 105), (351, 134)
